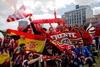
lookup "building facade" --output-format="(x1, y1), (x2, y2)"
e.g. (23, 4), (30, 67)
(62, 5), (93, 26)
(86, 14), (100, 24)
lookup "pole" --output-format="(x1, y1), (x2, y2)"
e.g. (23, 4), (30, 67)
(54, 8), (57, 19)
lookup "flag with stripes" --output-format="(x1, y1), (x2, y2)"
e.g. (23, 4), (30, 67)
(6, 5), (32, 22)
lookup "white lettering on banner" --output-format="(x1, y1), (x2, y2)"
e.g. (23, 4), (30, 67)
(50, 33), (77, 40)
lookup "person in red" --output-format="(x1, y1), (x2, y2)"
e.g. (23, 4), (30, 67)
(92, 27), (100, 49)
(0, 38), (2, 47)
(79, 27), (93, 51)
(56, 23), (65, 32)
(3, 34), (11, 48)
(49, 27), (55, 35)
(94, 27), (100, 37)
(27, 28), (32, 34)
(63, 23), (70, 31)
(61, 45), (76, 67)
(18, 25), (23, 31)
(73, 25), (80, 33)
(55, 26), (61, 32)
(44, 47), (57, 67)
(80, 27), (92, 45)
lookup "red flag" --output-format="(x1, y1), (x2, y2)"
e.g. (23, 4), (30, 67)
(6, 15), (21, 22)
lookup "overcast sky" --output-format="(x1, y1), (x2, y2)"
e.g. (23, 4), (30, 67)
(0, 0), (100, 31)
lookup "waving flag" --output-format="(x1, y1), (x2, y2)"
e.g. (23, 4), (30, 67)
(6, 14), (21, 22)
(7, 29), (46, 53)
(6, 5), (32, 22)
(49, 31), (82, 51)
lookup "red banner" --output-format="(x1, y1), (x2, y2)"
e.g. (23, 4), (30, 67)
(50, 31), (82, 42)
(49, 31), (82, 51)
(32, 18), (64, 24)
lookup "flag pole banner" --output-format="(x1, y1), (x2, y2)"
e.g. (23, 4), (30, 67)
(7, 29), (46, 53)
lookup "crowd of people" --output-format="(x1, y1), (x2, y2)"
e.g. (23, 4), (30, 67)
(0, 23), (99, 67)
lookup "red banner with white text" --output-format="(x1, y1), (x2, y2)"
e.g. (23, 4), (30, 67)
(49, 31), (82, 51)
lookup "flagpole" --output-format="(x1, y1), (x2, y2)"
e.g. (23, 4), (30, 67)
(54, 8), (57, 19)
(49, 8), (57, 32)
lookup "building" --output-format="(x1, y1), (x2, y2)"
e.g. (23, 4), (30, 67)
(62, 5), (93, 26)
(86, 14), (100, 24)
